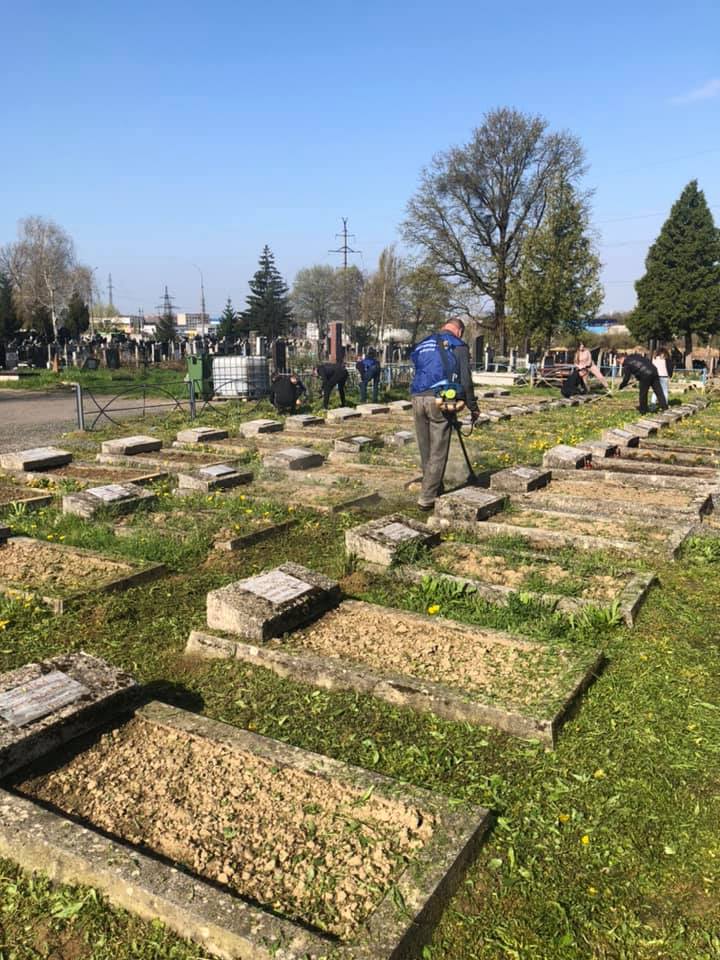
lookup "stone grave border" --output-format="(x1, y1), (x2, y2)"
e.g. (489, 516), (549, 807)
(0, 536), (166, 614)
(13, 465), (169, 489)
(187, 600), (605, 748)
(510, 487), (713, 522)
(0, 487), (53, 511)
(212, 518), (296, 551)
(0, 697), (492, 960)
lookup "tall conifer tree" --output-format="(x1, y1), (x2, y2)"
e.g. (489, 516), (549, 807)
(242, 246), (292, 339)
(631, 180), (720, 352)
(0, 272), (20, 339)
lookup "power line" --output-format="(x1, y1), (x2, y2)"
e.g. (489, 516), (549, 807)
(329, 217), (360, 270)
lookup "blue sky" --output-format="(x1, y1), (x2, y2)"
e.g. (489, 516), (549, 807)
(1, 0), (718, 316)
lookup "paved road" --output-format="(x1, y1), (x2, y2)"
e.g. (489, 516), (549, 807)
(0, 388), (181, 453)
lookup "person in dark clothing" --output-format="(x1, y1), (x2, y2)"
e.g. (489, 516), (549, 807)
(561, 367), (588, 398)
(617, 353), (669, 413)
(409, 317), (480, 510)
(270, 373), (306, 414)
(315, 362), (349, 409)
(356, 349), (381, 403)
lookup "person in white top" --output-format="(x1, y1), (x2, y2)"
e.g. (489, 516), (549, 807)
(574, 342), (609, 390)
(650, 347), (672, 409)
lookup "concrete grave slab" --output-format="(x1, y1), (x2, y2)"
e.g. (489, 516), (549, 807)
(189, 600), (604, 747)
(542, 445), (591, 470)
(2, 698), (490, 960)
(206, 562), (340, 640)
(177, 463), (253, 493)
(577, 440), (620, 458)
(334, 435), (378, 454)
(326, 406), (362, 421)
(0, 536), (166, 614)
(383, 429), (415, 446)
(262, 446), (324, 470)
(345, 514), (439, 566)
(100, 436), (162, 456)
(628, 421), (659, 438)
(356, 404), (390, 415)
(285, 414), (325, 428)
(0, 447), (72, 472)
(433, 487), (507, 525)
(602, 428), (641, 447)
(239, 419), (283, 437)
(486, 409), (511, 421)
(387, 399), (412, 411)
(175, 427), (229, 444)
(505, 405), (529, 416)
(0, 653), (138, 777)
(558, 397), (580, 406)
(490, 466), (551, 494)
(63, 482), (156, 519)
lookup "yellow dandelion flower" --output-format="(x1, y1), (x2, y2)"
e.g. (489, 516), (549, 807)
(581, 834), (590, 845)
(0, 620), (9, 630)
(587, 886), (598, 896)
(427, 604), (441, 615)
(593, 769), (606, 780)
(558, 813), (570, 824)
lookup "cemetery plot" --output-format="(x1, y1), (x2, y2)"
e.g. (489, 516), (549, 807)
(0, 447), (72, 472)
(623, 445), (720, 469)
(0, 537), (165, 613)
(190, 601), (603, 746)
(63, 482), (157, 519)
(514, 478), (712, 519)
(345, 514), (439, 566)
(412, 542), (655, 625)
(99, 447), (250, 471)
(16, 462), (167, 488)
(0, 483), (52, 511)
(100, 436), (162, 457)
(254, 472), (381, 513)
(176, 462), (253, 494)
(3, 699), (489, 960)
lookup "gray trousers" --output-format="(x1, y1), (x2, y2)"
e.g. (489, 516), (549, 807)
(412, 395), (452, 506)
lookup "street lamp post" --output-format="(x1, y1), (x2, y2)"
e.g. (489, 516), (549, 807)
(192, 264), (207, 337)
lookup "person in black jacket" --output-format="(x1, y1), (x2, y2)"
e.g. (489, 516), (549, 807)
(314, 362), (349, 409)
(270, 373), (306, 414)
(617, 353), (669, 413)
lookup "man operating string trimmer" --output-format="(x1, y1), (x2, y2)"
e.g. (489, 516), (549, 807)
(409, 317), (480, 511)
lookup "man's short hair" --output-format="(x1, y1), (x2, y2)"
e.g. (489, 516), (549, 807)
(444, 317), (465, 336)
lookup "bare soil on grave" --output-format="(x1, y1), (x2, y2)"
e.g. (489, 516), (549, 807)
(433, 543), (624, 600)
(290, 602), (580, 713)
(27, 464), (162, 484)
(0, 539), (132, 590)
(0, 485), (49, 506)
(494, 509), (666, 543)
(14, 715), (434, 940)
(547, 480), (695, 509)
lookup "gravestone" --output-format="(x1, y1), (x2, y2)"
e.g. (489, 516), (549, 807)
(433, 487), (507, 524)
(285, 414), (324, 428)
(629, 421), (659, 438)
(175, 427), (229, 444)
(577, 440), (620, 458)
(505, 406), (529, 416)
(262, 447), (324, 470)
(558, 397), (580, 407)
(239, 419), (283, 437)
(63, 482), (156, 518)
(383, 430), (415, 447)
(486, 409), (511, 421)
(543, 445), (591, 470)
(345, 514), (439, 566)
(0, 447), (72, 471)
(490, 466), (551, 493)
(177, 463), (253, 493)
(601, 428), (640, 448)
(325, 407), (362, 421)
(0, 652), (137, 777)
(206, 562), (340, 639)
(355, 403), (390, 415)
(387, 400), (412, 411)
(334, 435), (377, 454)
(100, 435), (162, 456)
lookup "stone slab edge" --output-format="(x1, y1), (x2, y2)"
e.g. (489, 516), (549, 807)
(0, 537), (166, 615)
(0, 490), (53, 510)
(213, 519), (296, 551)
(0, 700), (491, 960)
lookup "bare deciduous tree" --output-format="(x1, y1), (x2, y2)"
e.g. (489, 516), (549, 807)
(402, 108), (586, 352)
(0, 216), (91, 337)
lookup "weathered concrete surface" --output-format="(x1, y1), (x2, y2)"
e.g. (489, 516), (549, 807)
(0, 653), (137, 777)
(334, 435), (378, 454)
(285, 414), (325, 428)
(325, 407), (362, 421)
(577, 440), (620, 458)
(542, 445), (591, 470)
(100, 436), (162, 456)
(356, 404), (390, 415)
(0, 447), (72, 471)
(62, 483), (156, 519)
(387, 400), (412, 411)
(601, 428), (640, 447)
(175, 427), (229, 444)
(433, 488), (507, 525)
(239, 419), (283, 437)
(177, 464), (253, 493)
(1, 699), (491, 960)
(490, 466), (551, 494)
(262, 447), (324, 471)
(206, 563), (341, 640)
(345, 515), (439, 566)
(485, 409), (511, 421)
(626, 421), (658, 438)
(213, 519), (295, 552)
(512, 487), (712, 521)
(383, 430), (415, 446)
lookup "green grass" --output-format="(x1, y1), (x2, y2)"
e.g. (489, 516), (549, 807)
(0, 394), (719, 959)
(0, 365), (188, 395)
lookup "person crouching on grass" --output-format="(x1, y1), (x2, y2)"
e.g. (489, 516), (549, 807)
(616, 352), (669, 414)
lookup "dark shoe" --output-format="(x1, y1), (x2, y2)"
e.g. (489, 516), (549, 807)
(417, 501), (434, 512)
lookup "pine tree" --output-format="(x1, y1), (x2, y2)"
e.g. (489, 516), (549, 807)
(631, 180), (720, 352)
(0, 272), (20, 339)
(508, 178), (603, 349)
(63, 290), (90, 338)
(242, 245), (292, 339)
(217, 297), (240, 339)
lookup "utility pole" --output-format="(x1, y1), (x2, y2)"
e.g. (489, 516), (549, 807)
(107, 273), (114, 309)
(193, 264), (207, 336)
(329, 217), (361, 333)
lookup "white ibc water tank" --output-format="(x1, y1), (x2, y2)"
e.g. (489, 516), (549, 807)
(212, 355), (270, 398)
